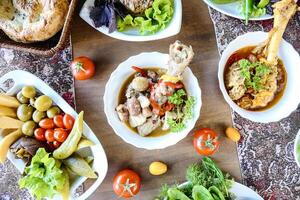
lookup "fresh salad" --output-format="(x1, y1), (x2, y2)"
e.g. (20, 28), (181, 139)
(0, 86), (97, 200)
(89, 0), (174, 35)
(155, 157), (234, 200)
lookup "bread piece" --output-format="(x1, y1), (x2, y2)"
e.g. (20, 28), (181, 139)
(0, 0), (69, 43)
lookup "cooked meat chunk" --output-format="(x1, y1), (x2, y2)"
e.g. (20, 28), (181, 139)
(116, 104), (129, 122)
(126, 83), (138, 99)
(119, 0), (153, 14)
(137, 115), (161, 137)
(142, 107), (152, 118)
(132, 77), (149, 92)
(138, 95), (150, 108)
(167, 40), (194, 77)
(151, 83), (174, 105)
(127, 97), (141, 116)
(129, 114), (147, 128)
(225, 62), (246, 100)
(147, 70), (159, 83)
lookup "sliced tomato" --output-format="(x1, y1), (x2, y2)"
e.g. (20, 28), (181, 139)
(162, 102), (175, 111)
(113, 169), (141, 198)
(150, 99), (165, 116)
(164, 81), (184, 89)
(193, 128), (220, 156)
(132, 66), (147, 77)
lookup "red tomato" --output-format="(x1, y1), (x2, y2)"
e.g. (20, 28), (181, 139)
(113, 169), (141, 198)
(63, 114), (75, 130)
(39, 118), (55, 129)
(164, 81), (184, 89)
(34, 128), (46, 141)
(53, 141), (62, 149)
(54, 128), (68, 142)
(53, 115), (64, 128)
(193, 128), (220, 156)
(131, 66), (147, 77)
(45, 129), (55, 142)
(71, 56), (95, 80)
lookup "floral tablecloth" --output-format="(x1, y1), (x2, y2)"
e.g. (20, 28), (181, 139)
(208, 8), (300, 200)
(0, 46), (78, 200)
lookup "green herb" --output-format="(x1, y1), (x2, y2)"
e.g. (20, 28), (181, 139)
(239, 59), (271, 91)
(168, 89), (186, 105)
(117, 0), (174, 34)
(19, 148), (67, 200)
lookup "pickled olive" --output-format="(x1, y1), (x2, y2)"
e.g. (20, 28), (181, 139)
(32, 110), (46, 123)
(22, 86), (36, 98)
(21, 121), (36, 136)
(46, 106), (61, 118)
(17, 104), (34, 122)
(34, 95), (53, 111)
(16, 91), (29, 104)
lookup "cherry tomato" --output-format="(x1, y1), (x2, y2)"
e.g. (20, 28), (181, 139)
(113, 169), (141, 198)
(54, 128), (68, 142)
(193, 128), (220, 156)
(45, 129), (55, 142)
(53, 141), (62, 149)
(71, 56), (95, 80)
(63, 114), (75, 130)
(34, 128), (46, 141)
(39, 118), (55, 129)
(53, 115), (64, 128)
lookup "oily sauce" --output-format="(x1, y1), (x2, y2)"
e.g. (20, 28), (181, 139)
(118, 67), (170, 137)
(224, 46), (287, 111)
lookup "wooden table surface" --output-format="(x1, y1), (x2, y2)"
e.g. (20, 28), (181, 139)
(71, 0), (241, 199)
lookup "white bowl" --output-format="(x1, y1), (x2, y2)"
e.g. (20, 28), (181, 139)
(218, 31), (300, 123)
(103, 52), (201, 150)
(203, 0), (273, 20)
(0, 70), (108, 200)
(294, 129), (300, 167)
(80, 0), (182, 42)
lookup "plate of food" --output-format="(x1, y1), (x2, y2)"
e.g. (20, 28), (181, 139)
(294, 129), (300, 167)
(79, 0), (182, 41)
(104, 41), (201, 149)
(0, 70), (108, 200)
(155, 157), (263, 200)
(203, 0), (278, 22)
(218, 0), (300, 123)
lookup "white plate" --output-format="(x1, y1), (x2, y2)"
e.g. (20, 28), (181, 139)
(218, 31), (300, 123)
(79, 0), (182, 41)
(178, 181), (263, 200)
(103, 52), (202, 150)
(203, 0), (273, 20)
(294, 129), (300, 167)
(0, 70), (108, 200)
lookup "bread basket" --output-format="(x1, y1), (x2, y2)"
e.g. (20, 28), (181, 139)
(0, 0), (78, 57)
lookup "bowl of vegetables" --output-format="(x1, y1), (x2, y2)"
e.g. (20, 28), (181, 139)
(0, 70), (108, 200)
(294, 129), (300, 167)
(80, 0), (182, 41)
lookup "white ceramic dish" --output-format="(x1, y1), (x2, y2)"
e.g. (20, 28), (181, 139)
(203, 0), (273, 20)
(294, 129), (300, 167)
(103, 52), (201, 150)
(218, 31), (300, 123)
(0, 70), (108, 200)
(80, 0), (182, 41)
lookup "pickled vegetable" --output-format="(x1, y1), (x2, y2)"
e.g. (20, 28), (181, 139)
(0, 129), (22, 163)
(149, 161), (167, 175)
(34, 95), (52, 112)
(17, 104), (34, 122)
(77, 138), (95, 150)
(17, 91), (29, 104)
(0, 116), (23, 129)
(0, 94), (20, 108)
(22, 121), (36, 136)
(53, 111), (84, 159)
(22, 86), (36, 98)
(0, 105), (16, 118)
(46, 106), (61, 118)
(32, 110), (46, 123)
(58, 167), (70, 200)
(63, 155), (97, 178)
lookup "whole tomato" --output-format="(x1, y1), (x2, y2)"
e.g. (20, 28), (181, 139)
(34, 128), (46, 141)
(39, 118), (55, 129)
(63, 114), (75, 130)
(54, 128), (68, 143)
(193, 128), (220, 156)
(53, 115), (64, 128)
(71, 56), (95, 80)
(113, 169), (141, 198)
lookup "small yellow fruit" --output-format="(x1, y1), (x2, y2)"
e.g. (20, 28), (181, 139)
(149, 161), (167, 176)
(225, 127), (241, 142)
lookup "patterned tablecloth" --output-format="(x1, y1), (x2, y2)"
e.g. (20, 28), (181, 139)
(208, 8), (300, 200)
(0, 46), (78, 200)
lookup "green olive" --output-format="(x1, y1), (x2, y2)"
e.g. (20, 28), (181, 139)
(29, 98), (35, 107)
(17, 104), (34, 122)
(34, 95), (53, 112)
(22, 86), (36, 99)
(21, 121), (36, 136)
(47, 106), (61, 118)
(32, 110), (46, 123)
(16, 91), (29, 104)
